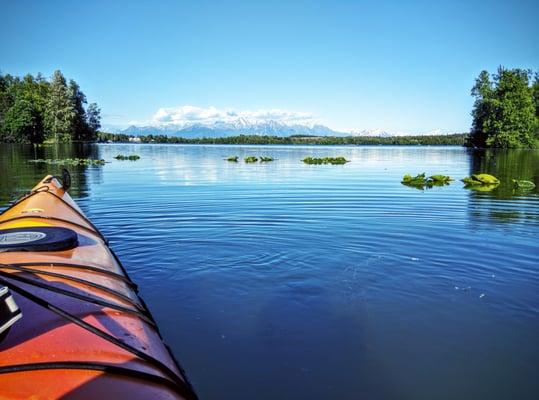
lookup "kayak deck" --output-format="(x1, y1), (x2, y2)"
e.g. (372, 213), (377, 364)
(0, 175), (196, 399)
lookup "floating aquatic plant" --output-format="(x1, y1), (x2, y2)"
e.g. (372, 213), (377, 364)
(402, 173), (453, 189)
(302, 157), (349, 165)
(244, 156), (258, 163)
(401, 173), (428, 189)
(512, 179), (536, 192)
(461, 173), (500, 191)
(461, 177), (481, 185)
(227, 156), (239, 162)
(28, 158), (106, 166)
(260, 156), (274, 162)
(429, 175), (453, 183)
(114, 154), (140, 161)
(461, 173), (499, 185)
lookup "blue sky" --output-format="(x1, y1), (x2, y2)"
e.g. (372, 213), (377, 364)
(1, 0), (538, 133)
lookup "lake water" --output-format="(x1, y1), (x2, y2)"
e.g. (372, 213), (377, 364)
(1, 143), (538, 399)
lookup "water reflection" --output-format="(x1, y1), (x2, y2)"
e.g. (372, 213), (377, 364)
(0, 143), (101, 205)
(466, 149), (539, 225)
(468, 149), (539, 198)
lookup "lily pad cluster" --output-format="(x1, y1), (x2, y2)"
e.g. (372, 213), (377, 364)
(29, 158), (106, 166)
(226, 156), (274, 163)
(302, 157), (349, 165)
(401, 173), (453, 189)
(114, 154), (140, 161)
(401, 172), (536, 194)
(461, 174), (499, 192)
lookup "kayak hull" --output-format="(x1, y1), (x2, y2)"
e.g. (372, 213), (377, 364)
(0, 175), (195, 399)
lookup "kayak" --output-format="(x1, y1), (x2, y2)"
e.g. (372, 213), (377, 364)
(0, 173), (197, 400)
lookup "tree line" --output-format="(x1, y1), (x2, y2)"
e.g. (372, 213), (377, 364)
(2, 67), (537, 147)
(97, 132), (468, 146)
(0, 70), (101, 143)
(469, 67), (539, 148)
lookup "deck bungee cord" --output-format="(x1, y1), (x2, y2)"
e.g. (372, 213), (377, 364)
(0, 267), (154, 325)
(5, 261), (138, 288)
(0, 264), (141, 309)
(0, 171), (198, 399)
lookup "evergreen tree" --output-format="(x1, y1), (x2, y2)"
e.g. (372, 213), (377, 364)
(86, 103), (101, 139)
(469, 71), (493, 148)
(45, 70), (76, 142)
(68, 79), (90, 141)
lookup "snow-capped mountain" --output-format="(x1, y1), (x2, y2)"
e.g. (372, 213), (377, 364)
(348, 128), (448, 137)
(112, 119), (447, 139)
(120, 120), (348, 138)
(349, 128), (393, 137)
(106, 105), (448, 138)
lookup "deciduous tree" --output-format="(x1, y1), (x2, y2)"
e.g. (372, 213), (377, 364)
(469, 67), (537, 148)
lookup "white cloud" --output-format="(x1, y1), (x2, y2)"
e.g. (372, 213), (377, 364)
(150, 105), (316, 126)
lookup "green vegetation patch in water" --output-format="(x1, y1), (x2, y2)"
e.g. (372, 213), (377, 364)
(29, 158), (106, 166)
(302, 157), (349, 165)
(402, 173), (427, 189)
(114, 154), (140, 161)
(512, 179), (536, 194)
(226, 156), (239, 162)
(512, 179), (535, 190)
(244, 156), (258, 163)
(402, 173), (454, 189)
(462, 174), (499, 185)
(429, 175), (453, 183)
(260, 156), (274, 162)
(461, 173), (500, 191)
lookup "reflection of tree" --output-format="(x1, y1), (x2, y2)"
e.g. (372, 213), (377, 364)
(467, 149), (539, 224)
(0, 143), (101, 205)
(469, 149), (539, 198)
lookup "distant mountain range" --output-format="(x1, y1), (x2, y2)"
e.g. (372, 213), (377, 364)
(107, 120), (445, 138)
(119, 120), (344, 138)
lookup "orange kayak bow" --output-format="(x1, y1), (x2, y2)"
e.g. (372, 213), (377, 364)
(0, 174), (197, 399)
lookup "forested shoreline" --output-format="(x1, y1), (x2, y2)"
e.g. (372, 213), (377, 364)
(0, 70), (101, 143)
(97, 132), (468, 146)
(1, 67), (538, 147)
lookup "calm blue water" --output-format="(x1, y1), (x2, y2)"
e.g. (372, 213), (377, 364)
(1, 144), (538, 399)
